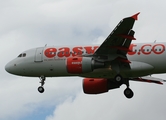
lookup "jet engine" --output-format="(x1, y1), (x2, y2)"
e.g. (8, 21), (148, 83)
(66, 57), (104, 74)
(83, 78), (108, 94)
(83, 78), (121, 94)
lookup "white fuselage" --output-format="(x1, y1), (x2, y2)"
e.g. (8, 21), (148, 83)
(5, 42), (166, 78)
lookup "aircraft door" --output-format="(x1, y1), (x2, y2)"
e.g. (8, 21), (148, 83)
(35, 48), (43, 62)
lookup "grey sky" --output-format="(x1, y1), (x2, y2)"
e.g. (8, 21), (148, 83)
(1, 0), (166, 120)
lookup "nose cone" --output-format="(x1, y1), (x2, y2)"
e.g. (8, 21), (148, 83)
(5, 62), (14, 74)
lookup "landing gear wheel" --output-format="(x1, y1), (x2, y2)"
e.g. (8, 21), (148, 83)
(38, 75), (46, 93)
(115, 75), (123, 83)
(124, 88), (134, 99)
(38, 86), (45, 93)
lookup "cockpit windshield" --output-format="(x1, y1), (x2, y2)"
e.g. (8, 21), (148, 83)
(18, 53), (26, 57)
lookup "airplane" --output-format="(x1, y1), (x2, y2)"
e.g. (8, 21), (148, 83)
(5, 13), (166, 99)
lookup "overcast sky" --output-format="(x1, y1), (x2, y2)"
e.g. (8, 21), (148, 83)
(1, 0), (166, 120)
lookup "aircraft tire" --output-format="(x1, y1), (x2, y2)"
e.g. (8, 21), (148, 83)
(38, 86), (45, 93)
(124, 88), (134, 99)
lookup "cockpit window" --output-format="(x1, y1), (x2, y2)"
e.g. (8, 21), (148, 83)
(18, 54), (22, 57)
(23, 53), (26, 57)
(18, 53), (26, 57)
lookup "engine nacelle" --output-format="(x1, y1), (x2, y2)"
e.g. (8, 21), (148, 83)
(83, 78), (108, 94)
(66, 57), (104, 74)
(83, 78), (121, 94)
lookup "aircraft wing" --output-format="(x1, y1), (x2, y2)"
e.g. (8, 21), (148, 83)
(94, 13), (140, 63)
(130, 76), (166, 85)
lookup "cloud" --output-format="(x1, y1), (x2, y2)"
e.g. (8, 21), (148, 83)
(46, 81), (166, 120)
(0, 76), (81, 120)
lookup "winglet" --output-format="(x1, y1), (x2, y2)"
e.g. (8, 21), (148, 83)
(131, 12), (140, 20)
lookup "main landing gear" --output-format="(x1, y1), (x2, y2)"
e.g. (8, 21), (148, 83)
(38, 75), (46, 93)
(114, 75), (134, 99)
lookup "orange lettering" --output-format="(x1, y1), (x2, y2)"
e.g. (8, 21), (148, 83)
(72, 47), (83, 56)
(128, 44), (137, 55)
(84, 46), (99, 54)
(152, 44), (165, 54)
(141, 44), (151, 55)
(58, 47), (70, 57)
(44, 48), (57, 58)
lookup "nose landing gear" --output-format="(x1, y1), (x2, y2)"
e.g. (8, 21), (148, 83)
(38, 75), (46, 93)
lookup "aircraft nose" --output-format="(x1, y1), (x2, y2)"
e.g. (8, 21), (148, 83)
(5, 62), (15, 74)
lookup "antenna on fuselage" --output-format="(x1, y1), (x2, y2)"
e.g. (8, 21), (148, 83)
(45, 44), (47, 47)
(154, 40), (156, 43)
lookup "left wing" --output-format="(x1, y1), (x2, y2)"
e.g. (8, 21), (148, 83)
(131, 76), (166, 85)
(93, 13), (140, 73)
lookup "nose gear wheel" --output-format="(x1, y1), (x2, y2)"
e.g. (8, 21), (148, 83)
(38, 75), (46, 93)
(38, 86), (44, 93)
